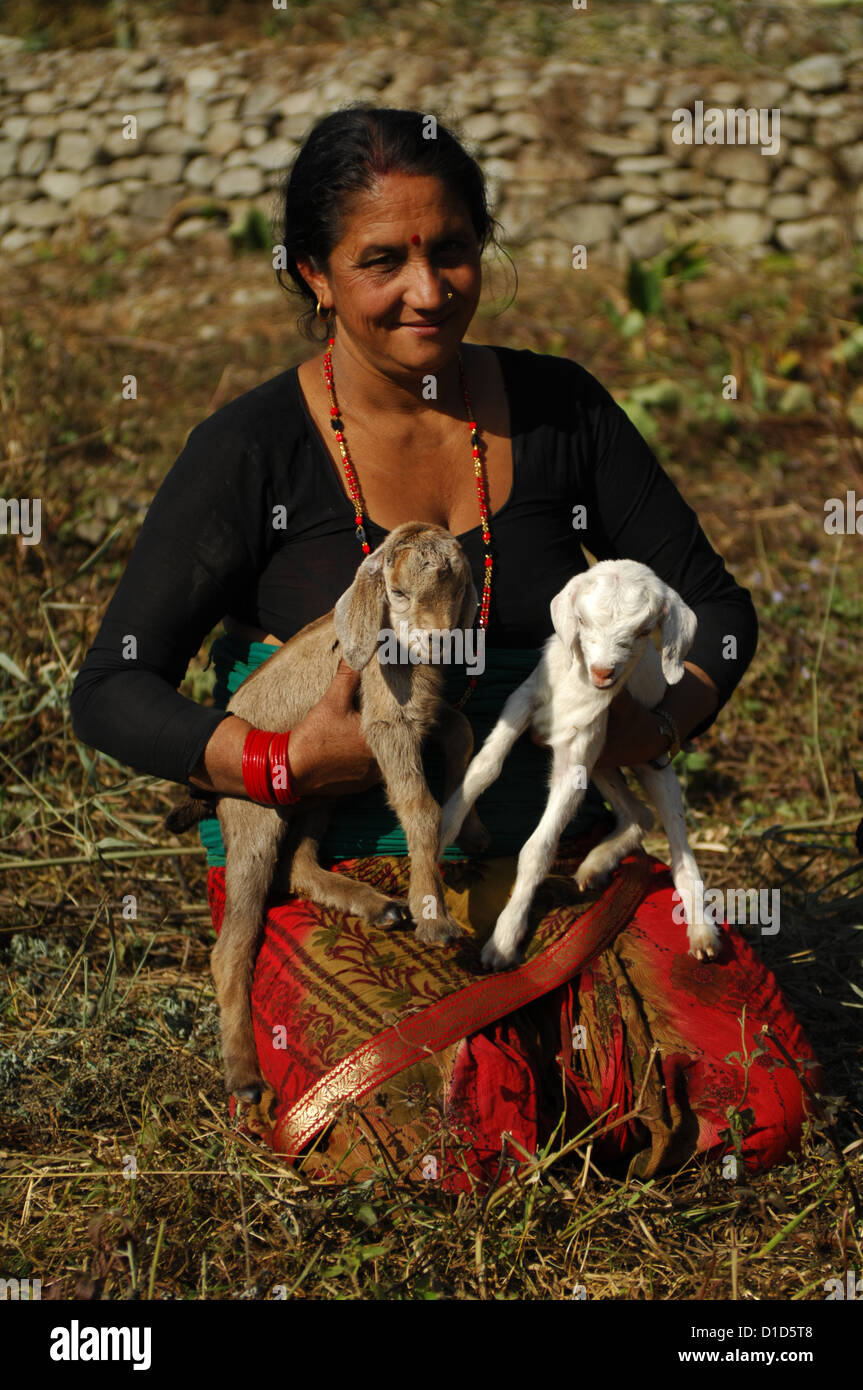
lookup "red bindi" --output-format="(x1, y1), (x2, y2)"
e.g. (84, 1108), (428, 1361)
(410, 234), (421, 245)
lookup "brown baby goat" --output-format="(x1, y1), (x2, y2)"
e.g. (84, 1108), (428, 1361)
(167, 522), (488, 1105)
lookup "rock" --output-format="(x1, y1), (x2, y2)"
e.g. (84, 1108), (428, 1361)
(770, 193), (811, 221)
(148, 125), (196, 156)
(585, 132), (659, 158)
(54, 130), (97, 171)
(172, 215), (215, 240)
(56, 110), (90, 130)
(837, 144), (863, 179)
(16, 198), (64, 228)
(278, 90), (317, 117)
(184, 155), (221, 189)
(462, 112), (501, 144)
(1, 117), (30, 141)
(242, 125), (268, 148)
(206, 121), (242, 157)
(248, 137), (297, 171)
(100, 156), (150, 183)
(620, 211), (677, 260)
(1, 177), (38, 200)
(585, 176), (626, 202)
(658, 168), (722, 197)
(624, 80), (661, 109)
(128, 184), (187, 221)
(500, 110), (544, 142)
(131, 66), (165, 92)
(184, 96), (209, 139)
(809, 177), (839, 214)
(185, 66), (220, 94)
(775, 215), (843, 255)
(702, 147), (772, 183)
(745, 79), (789, 108)
(214, 165), (266, 198)
(727, 181), (769, 210)
(524, 239), (579, 272)
(814, 113), (863, 148)
(22, 91), (54, 115)
(773, 166), (808, 193)
(785, 54), (845, 93)
(554, 202), (619, 248)
(69, 184), (124, 217)
(705, 81), (742, 107)
(0, 140), (18, 178)
(486, 134), (522, 159)
(38, 170), (83, 201)
(790, 146), (832, 174)
(16, 140), (48, 177)
(703, 211), (774, 248)
(1, 227), (42, 252)
(621, 192), (661, 219)
(614, 155), (674, 175)
(148, 154), (185, 185)
(241, 83), (283, 121)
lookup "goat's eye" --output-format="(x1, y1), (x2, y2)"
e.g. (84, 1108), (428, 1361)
(391, 589), (407, 600)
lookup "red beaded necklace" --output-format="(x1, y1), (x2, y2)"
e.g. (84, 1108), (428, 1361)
(323, 337), (492, 707)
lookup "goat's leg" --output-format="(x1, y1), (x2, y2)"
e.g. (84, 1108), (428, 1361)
(632, 762), (721, 960)
(433, 703), (491, 855)
(483, 734), (601, 971)
(213, 800), (288, 1102)
(438, 678), (537, 855)
(372, 735), (465, 945)
(287, 802), (412, 927)
(574, 768), (654, 891)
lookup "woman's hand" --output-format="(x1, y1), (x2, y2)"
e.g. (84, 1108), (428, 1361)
(189, 659), (382, 798)
(527, 665), (720, 770)
(287, 659), (383, 796)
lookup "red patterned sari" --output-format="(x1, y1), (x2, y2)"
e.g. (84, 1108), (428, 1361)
(207, 821), (821, 1192)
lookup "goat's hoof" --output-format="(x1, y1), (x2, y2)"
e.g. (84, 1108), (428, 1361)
(574, 865), (611, 892)
(687, 920), (721, 961)
(373, 899), (413, 928)
(235, 1086), (277, 1133)
(480, 938), (521, 972)
(414, 914), (465, 946)
(230, 1078), (265, 1105)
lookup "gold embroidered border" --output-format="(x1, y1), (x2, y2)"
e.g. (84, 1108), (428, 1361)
(272, 855), (656, 1156)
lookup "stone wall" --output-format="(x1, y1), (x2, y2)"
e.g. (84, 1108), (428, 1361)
(1, 37), (862, 265)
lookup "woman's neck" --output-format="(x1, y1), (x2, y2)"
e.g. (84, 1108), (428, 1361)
(327, 334), (468, 423)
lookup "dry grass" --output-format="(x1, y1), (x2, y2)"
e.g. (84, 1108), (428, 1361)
(1, 211), (862, 1299)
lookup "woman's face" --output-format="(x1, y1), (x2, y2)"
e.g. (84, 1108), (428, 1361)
(300, 171), (483, 378)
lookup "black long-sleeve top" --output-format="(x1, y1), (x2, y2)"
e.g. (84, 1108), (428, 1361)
(70, 345), (758, 784)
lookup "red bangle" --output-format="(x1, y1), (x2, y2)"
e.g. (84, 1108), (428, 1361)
(269, 730), (300, 805)
(242, 728), (275, 804)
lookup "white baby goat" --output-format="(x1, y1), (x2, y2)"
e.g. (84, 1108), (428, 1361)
(438, 559), (722, 970)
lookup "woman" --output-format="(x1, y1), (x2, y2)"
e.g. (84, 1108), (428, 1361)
(71, 107), (820, 1191)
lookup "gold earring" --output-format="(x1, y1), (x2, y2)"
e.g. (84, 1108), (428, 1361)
(316, 299), (330, 320)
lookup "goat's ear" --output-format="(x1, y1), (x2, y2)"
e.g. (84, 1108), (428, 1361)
(457, 567), (479, 632)
(333, 550), (386, 670)
(550, 571), (587, 651)
(659, 587), (697, 684)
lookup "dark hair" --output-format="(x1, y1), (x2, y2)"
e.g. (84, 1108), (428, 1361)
(274, 106), (506, 339)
